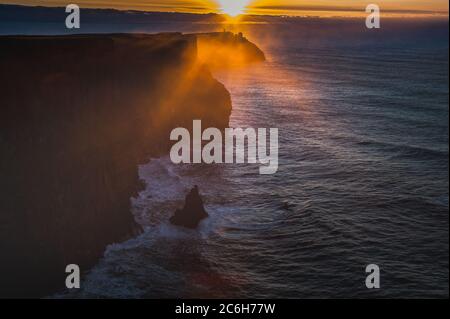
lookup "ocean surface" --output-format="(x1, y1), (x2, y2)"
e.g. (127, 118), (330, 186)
(9, 19), (448, 298)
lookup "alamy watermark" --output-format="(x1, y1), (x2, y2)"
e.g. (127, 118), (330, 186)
(170, 120), (279, 175)
(65, 4), (80, 29)
(366, 4), (381, 29)
(365, 264), (381, 289)
(65, 264), (80, 289)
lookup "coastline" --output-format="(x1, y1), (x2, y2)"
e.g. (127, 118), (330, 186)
(0, 32), (263, 297)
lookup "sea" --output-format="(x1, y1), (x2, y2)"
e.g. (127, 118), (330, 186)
(3, 16), (448, 298)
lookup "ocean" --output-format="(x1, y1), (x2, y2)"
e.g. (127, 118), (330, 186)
(6, 18), (448, 298)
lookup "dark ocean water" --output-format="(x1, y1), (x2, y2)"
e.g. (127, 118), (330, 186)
(13, 19), (448, 298)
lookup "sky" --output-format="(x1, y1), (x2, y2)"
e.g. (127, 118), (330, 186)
(3, 0), (449, 17)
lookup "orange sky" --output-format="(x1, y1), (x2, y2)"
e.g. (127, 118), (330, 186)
(5, 0), (449, 17)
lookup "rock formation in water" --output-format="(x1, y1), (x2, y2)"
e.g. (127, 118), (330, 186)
(0, 31), (265, 297)
(170, 186), (209, 229)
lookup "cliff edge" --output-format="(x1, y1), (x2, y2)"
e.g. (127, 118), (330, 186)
(195, 31), (266, 68)
(0, 32), (264, 297)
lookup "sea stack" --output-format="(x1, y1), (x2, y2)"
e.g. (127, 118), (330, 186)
(170, 186), (209, 229)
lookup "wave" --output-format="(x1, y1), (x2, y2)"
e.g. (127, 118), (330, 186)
(357, 139), (449, 161)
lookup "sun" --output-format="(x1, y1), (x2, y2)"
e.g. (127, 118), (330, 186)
(217, 0), (250, 17)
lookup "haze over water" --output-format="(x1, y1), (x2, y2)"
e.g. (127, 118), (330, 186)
(24, 17), (448, 298)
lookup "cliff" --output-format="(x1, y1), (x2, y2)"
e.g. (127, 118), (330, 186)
(195, 32), (266, 69)
(0, 33), (243, 297)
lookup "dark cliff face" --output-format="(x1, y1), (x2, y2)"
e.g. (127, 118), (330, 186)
(0, 33), (232, 297)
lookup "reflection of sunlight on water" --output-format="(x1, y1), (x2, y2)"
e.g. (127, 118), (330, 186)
(213, 59), (321, 128)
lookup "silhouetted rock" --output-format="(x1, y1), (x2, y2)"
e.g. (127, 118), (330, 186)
(170, 186), (209, 229)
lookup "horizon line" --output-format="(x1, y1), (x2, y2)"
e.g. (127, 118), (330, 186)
(1, 3), (449, 19)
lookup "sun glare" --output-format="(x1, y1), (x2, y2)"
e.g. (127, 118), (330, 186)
(217, 0), (249, 17)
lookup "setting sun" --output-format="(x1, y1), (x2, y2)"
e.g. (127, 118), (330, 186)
(217, 0), (249, 16)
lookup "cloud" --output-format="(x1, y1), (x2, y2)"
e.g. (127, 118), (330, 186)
(249, 4), (447, 15)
